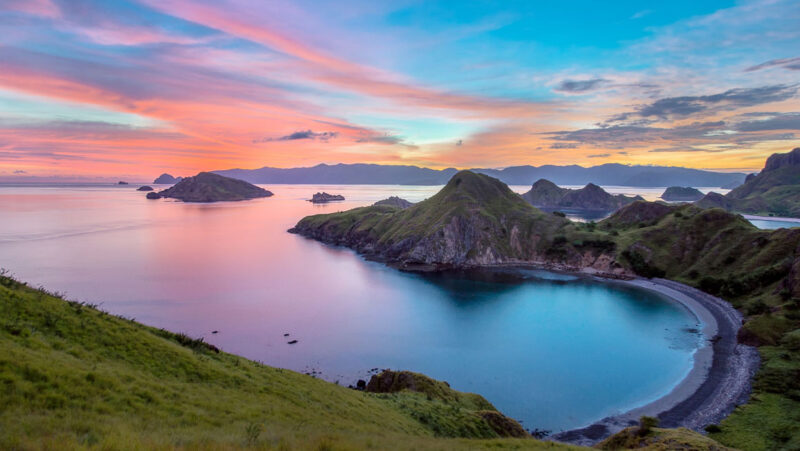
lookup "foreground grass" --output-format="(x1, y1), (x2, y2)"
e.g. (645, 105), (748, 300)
(0, 274), (578, 450)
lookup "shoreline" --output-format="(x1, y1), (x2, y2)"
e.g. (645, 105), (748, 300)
(551, 276), (760, 446)
(289, 234), (762, 445)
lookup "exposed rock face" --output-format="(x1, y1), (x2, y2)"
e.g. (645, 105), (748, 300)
(522, 179), (642, 211)
(152, 172), (273, 202)
(373, 196), (414, 209)
(763, 147), (800, 172)
(153, 173), (182, 184)
(661, 186), (704, 201)
(309, 192), (345, 203)
(137, 186), (154, 192)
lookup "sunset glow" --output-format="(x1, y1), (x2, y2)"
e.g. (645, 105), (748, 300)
(1, 0), (799, 180)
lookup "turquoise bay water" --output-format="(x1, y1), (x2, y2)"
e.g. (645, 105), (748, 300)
(0, 184), (703, 431)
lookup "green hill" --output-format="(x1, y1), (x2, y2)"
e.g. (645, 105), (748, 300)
(0, 273), (575, 450)
(290, 170), (570, 268)
(698, 147), (800, 217)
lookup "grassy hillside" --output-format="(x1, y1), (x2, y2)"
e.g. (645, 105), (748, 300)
(0, 273), (577, 450)
(700, 147), (800, 218)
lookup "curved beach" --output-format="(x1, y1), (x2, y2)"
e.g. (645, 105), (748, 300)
(553, 277), (760, 446)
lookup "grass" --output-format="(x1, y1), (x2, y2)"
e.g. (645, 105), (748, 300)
(0, 272), (578, 450)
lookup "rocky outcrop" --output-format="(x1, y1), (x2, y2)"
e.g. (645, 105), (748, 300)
(660, 186), (704, 202)
(365, 370), (528, 438)
(137, 186), (154, 192)
(309, 192), (345, 203)
(763, 147), (800, 172)
(151, 172), (272, 202)
(153, 173), (182, 184)
(373, 196), (414, 209)
(146, 192), (162, 199)
(522, 179), (642, 211)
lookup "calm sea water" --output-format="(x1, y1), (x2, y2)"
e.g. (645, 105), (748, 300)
(1, 184), (710, 431)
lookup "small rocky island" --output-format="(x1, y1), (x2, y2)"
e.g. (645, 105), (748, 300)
(137, 186), (153, 192)
(146, 172), (273, 202)
(153, 173), (182, 184)
(521, 179), (642, 211)
(660, 186), (704, 201)
(309, 192), (345, 203)
(373, 196), (414, 209)
(117, 181), (129, 185)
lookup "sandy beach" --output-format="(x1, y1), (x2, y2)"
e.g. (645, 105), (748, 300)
(553, 277), (760, 446)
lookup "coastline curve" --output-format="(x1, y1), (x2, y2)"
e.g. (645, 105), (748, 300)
(552, 276), (760, 446)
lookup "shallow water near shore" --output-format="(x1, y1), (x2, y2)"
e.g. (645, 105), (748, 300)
(0, 184), (705, 431)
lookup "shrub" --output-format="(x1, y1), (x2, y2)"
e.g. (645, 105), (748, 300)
(705, 424), (722, 433)
(781, 329), (800, 351)
(622, 250), (666, 279)
(637, 416), (658, 436)
(552, 211), (566, 218)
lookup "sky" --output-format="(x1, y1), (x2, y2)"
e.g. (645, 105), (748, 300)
(0, 0), (799, 181)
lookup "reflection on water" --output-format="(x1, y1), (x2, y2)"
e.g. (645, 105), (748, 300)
(0, 184), (702, 431)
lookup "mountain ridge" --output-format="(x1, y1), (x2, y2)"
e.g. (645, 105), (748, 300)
(214, 162), (745, 188)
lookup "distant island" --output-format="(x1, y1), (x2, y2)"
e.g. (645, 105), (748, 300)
(136, 185), (153, 192)
(309, 192), (345, 203)
(117, 181), (128, 185)
(521, 179), (642, 211)
(697, 147), (800, 217)
(214, 162), (745, 188)
(660, 186), (705, 202)
(153, 173), (183, 184)
(146, 172), (273, 202)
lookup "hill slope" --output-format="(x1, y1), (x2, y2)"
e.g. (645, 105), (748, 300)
(0, 273), (572, 450)
(698, 147), (800, 217)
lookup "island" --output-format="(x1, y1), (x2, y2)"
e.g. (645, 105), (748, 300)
(136, 185), (153, 191)
(153, 173), (182, 184)
(521, 179), (643, 212)
(290, 168), (800, 447)
(373, 196), (414, 209)
(117, 181), (128, 185)
(147, 172), (273, 202)
(696, 147), (800, 217)
(660, 186), (705, 201)
(309, 192), (345, 203)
